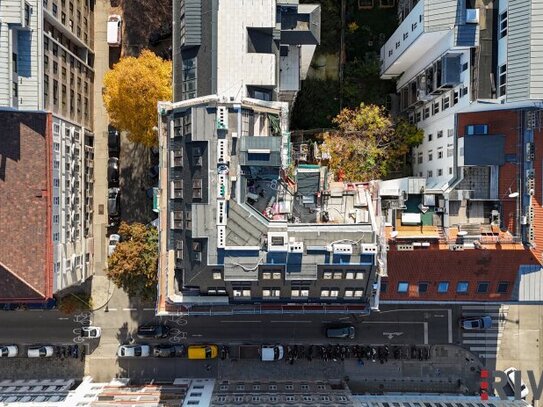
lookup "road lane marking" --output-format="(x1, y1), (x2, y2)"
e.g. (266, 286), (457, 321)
(463, 340), (501, 345)
(463, 333), (503, 338)
(447, 309), (453, 343)
(379, 308), (453, 314)
(383, 332), (403, 339)
(29, 309), (44, 312)
(424, 322), (428, 344)
(143, 308), (155, 311)
(107, 308), (118, 311)
(433, 314), (445, 318)
(123, 308), (137, 311)
(220, 320), (261, 323)
(58, 317), (70, 320)
(270, 321), (311, 323)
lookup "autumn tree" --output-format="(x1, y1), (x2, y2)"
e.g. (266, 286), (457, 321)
(107, 222), (158, 300)
(103, 50), (172, 146)
(320, 103), (423, 181)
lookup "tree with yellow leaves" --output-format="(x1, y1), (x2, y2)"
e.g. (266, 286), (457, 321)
(106, 222), (158, 300)
(103, 50), (172, 147)
(320, 103), (423, 181)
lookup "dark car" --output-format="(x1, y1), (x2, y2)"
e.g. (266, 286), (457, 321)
(108, 187), (120, 218)
(326, 324), (355, 339)
(153, 344), (185, 358)
(108, 128), (120, 157)
(136, 324), (170, 339)
(108, 157), (119, 186)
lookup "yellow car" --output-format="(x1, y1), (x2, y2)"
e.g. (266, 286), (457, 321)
(187, 345), (218, 360)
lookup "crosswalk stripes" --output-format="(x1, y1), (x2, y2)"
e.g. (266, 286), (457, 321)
(460, 305), (508, 359)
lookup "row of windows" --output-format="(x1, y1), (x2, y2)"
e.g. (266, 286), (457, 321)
(214, 394), (347, 403)
(420, 167), (453, 178)
(382, 280), (510, 295)
(218, 383), (330, 391)
(410, 88), (467, 125)
(229, 288), (365, 298)
(387, 14), (422, 58)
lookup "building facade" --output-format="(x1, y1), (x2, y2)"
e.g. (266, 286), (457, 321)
(0, 0), (95, 296)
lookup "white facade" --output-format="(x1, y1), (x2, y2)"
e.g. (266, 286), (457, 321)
(51, 117), (92, 292)
(216, 0), (276, 101)
(0, 0), (41, 109)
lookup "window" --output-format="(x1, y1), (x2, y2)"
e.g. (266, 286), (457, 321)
(397, 282), (409, 293)
(423, 107), (430, 120)
(428, 133), (432, 142)
(437, 130), (443, 138)
(388, 49), (393, 57)
(456, 281), (469, 294)
(499, 64), (507, 96)
(53, 214), (59, 223)
(438, 281), (449, 293)
(418, 282), (428, 293)
(477, 281), (489, 293)
(437, 168), (443, 176)
(465, 124), (488, 135)
(428, 152), (433, 161)
(417, 153), (423, 164)
(52, 2), (58, 16)
(448, 128), (454, 137)
(442, 97), (450, 110)
(499, 11), (507, 38)
(182, 57), (197, 100)
(497, 281), (509, 294)
(395, 41), (400, 49)
(333, 272), (342, 279)
(449, 167), (453, 175)
(433, 102), (440, 115)
(412, 22), (417, 30)
(427, 170), (433, 178)
(437, 150), (443, 159)
(380, 281), (387, 292)
(403, 32), (408, 40)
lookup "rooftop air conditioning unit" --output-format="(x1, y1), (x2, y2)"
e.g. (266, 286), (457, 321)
(466, 9), (479, 24)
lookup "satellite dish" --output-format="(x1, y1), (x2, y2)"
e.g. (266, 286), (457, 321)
(391, 231), (399, 238)
(508, 191), (519, 198)
(457, 231), (468, 236)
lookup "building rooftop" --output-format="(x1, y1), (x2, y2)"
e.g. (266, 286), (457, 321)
(0, 111), (53, 302)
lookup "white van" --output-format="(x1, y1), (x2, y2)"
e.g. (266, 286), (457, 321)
(107, 15), (122, 47)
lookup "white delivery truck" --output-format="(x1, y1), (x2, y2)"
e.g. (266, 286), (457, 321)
(107, 15), (122, 47)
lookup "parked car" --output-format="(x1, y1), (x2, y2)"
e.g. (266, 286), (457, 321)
(27, 346), (54, 358)
(153, 345), (185, 358)
(108, 187), (120, 219)
(107, 15), (122, 47)
(505, 367), (529, 399)
(136, 324), (170, 339)
(117, 344), (150, 358)
(108, 234), (120, 256)
(326, 324), (355, 339)
(81, 326), (102, 339)
(108, 157), (119, 186)
(261, 345), (284, 361)
(108, 128), (120, 156)
(460, 316), (492, 330)
(0, 345), (18, 357)
(187, 345), (218, 360)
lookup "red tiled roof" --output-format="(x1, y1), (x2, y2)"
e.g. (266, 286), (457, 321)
(0, 111), (53, 301)
(382, 248), (540, 301)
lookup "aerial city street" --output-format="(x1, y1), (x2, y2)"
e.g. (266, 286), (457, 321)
(0, 0), (543, 405)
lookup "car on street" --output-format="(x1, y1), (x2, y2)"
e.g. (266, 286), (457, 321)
(153, 345), (185, 358)
(261, 345), (284, 361)
(505, 367), (529, 399)
(188, 345), (218, 360)
(460, 316), (493, 330)
(108, 128), (120, 156)
(107, 15), (122, 47)
(81, 326), (102, 339)
(0, 345), (18, 357)
(108, 157), (119, 186)
(27, 346), (54, 358)
(137, 324), (170, 339)
(326, 324), (355, 339)
(117, 344), (150, 358)
(108, 187), (120, 219)
(108, 234), (120, 256)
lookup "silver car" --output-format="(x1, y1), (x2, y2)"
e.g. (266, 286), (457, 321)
(0, 345), (18, 357)
(27, 346), (54, 358)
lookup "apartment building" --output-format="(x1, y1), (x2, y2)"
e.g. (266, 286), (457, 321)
(172, 0), (320, 105)
(156, 0), (384, 316)
(0, 0), (95, 296)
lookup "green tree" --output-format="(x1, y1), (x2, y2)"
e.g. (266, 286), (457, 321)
(103, 50), (172, 147)
(320, 103), (423, 181)
(106, 222), (158, 300)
